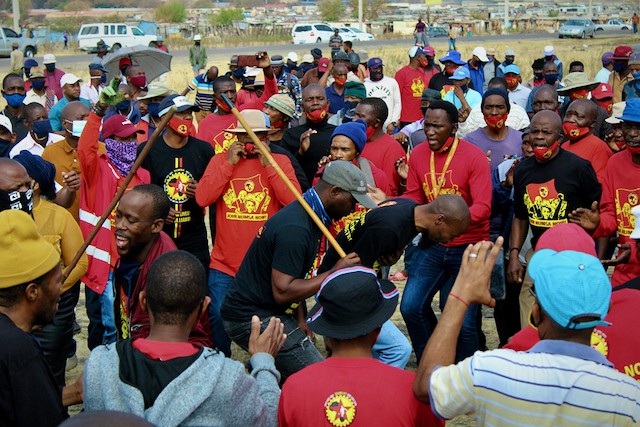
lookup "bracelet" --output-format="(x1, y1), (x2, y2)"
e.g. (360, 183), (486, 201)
(93, 103), (107, 117)
(449, 292), (470, 308)
(510, 247), (520, 253)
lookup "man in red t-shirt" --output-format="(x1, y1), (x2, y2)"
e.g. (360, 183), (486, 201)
(401, 100), (491, 362)
(279, 266), (443, 427)
(195, 109), (300, 356)
(395, 46), (428, 127)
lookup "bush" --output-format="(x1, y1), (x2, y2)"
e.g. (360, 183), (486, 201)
(319, 0), (344, 22)
(210, 8), (244, 26)
(155, 1), (186, 24)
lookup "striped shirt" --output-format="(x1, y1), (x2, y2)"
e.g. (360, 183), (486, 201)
(187, 74), (214, 111)
(429, 340), (640, 426)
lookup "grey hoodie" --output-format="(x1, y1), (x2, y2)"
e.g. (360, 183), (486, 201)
(84, 344), (280, 427)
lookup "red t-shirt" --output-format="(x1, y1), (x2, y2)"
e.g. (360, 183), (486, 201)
(403, 139), (491, 246)
(594, 149), (640, 286)
(395, 66), (426, 123)
(361, 134), (406, 196)
(195, 152), (300, 276)
(278, 357), (444, 427)
(196, 113), (239, 154)
(504, 285), (640, 383)
(132, 338), (199, 360)
(562, 133), (612, 183)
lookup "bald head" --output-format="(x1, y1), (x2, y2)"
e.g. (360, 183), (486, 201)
(0, 159), (30, 193)
(532, 109), (562, 129)
(532, 85), (559, 113)
(565, 98), (597, 126)
(416, 194), (471, 244)
(60, 101), (90, 123)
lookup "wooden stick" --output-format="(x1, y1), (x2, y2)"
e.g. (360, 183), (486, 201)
(222, 95), (347, 258)
(62, 107), (177, 280)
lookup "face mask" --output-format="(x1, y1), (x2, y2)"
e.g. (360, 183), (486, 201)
(305, 106), (329, 123)
(484, 113), (508, 130)
(420, 59), (429, 68)
(348, 101), (359, 110)
(427, 58), (435, 66)
(436, 136), (456, 153)
(544, 73), (559, 85)
(232, 68), (245, 79)
(169, 117), (193, 137)
(115, 100), (131, 112)
(595, 100), (614, 115)
(366, 125), (376, 140)
(545, 55), (553, 62)
(129, 75), (146, 88)
(0, 189), (33, 215)
(215, 99), (232, 113)
(147, 102), (160, 118)
(633, 72), (640, 80)
(45, 64), (56, 72)
(562, 122), (590, 141)
(32, 120), (52, 138)
(272, 120), (285, 129)
(534, 72), (544, 80)
(613, 61), (627, 73)
(100, 74), (107, 85)
(504, 58), (513, 65)
(445, 67), (456, 76)
(105, 138), (137, 176)
(370, 70), (383, 81)
(334, 77), (347, 86)
(505, 76), (519, 88)
(3, 93), (25, 108)
(31, 80), (46, 91)
(627, 144), (640, 155)
(533, 140), (559, 161)
(569, 89), (589, 101)
(287, 60), (298, 70)
(66, 120), (87, 138)
(318, 71), (325, 79)
(421, 106), (429, 116)
(460, 84), (468, 92)
(615, 139), (627, 150)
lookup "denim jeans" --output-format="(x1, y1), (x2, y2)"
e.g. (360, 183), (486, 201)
(85, 270), (116, 350)
(224, 314), (323, 382)
(415, 32), (429, 46)
(208, 269), (233, 356)
(400, 244), (479, 362)
(372, 320), (412, 368)
(448, 38), (457, 51)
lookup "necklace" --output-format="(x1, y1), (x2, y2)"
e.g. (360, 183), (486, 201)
(429, 137), (458, 201)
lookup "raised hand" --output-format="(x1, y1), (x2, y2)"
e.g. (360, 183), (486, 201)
(98, 77), (125, 106)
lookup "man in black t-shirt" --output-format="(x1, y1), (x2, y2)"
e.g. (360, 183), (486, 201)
(221, 160), (377, 380)
(508, 110), (601, 327)
(137, 94), (214, 271)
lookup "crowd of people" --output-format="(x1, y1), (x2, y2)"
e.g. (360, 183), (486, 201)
(1, 32), (640, 427)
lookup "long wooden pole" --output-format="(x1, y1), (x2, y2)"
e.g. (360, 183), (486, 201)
(222, 95), (347, 258)
(62, 106), (177, 280)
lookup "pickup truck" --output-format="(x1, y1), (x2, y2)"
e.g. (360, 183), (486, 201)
(0, 27), (38, 58)
(595, 20), (630, 31)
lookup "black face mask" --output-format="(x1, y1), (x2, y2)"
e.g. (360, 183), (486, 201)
(370, 70), (384, 82)
(0, 189), (33, 215)
(421, 106), (429, 116)
(427, 58), (435, 66)
(348, 101), (359, 109)
(318, 71), (325, 79)
(0, 137), (12, 157)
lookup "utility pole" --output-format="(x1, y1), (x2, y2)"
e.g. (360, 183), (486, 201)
(12, 0), (20, 33)
(359, 0), (364, 31)
(503, 0), (508, 34)
(588, 0), (592, 19)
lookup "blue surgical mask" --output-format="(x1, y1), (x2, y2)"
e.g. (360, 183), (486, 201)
(32, 120), (52, 138)
(633, 72), (640, 80)
(66, 120), (87, 137)
(31, 80), (46, 91)
(148, 102), (160, 118)
(100, 74), (107, 85)
(115, 100), (131, 112)
(3, 93), (26, 108)
(544, 73), (559, 85)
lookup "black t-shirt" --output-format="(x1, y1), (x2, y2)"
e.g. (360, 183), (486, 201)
(278, 119), (336, 185)
(428, 72), (474, 92)
(319, 198), (419, 273)
(513, 149), (601, 247)
(271, 143), (310, 191)
(221, 200), (323, 321)
(138, 136), (214, 260)
(0, 313), (65, 427)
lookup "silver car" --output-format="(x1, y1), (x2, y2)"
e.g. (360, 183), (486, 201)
(559, 19), (596, 39)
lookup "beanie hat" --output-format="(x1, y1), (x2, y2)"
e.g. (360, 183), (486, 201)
(344, 81), (366, 100)
(0, 210), (60, 289)
(265, 94), (297, 119)
(13, 151), (57, 201)
(331, 120), (367, 153)
(481, 88), (510, 112)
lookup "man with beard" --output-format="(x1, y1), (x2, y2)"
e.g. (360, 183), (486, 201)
(364, 57), (401, 133)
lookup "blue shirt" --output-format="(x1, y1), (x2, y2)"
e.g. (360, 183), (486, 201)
(325, 83), (346, 114)
(464, 62), (485, 96)
(49, 97), (91, 132)
(187, 73), (215, 111)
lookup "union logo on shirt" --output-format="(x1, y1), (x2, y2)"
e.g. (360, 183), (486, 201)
(591, 329), (608, 357)
(164, 168), (194, 205)
(411, 77), (425, 97)
(324, 391), (357, 426)
(213, 124), (238, 154)
(614, 187), (639, 236)
(421, 170), (461, 202)
(523, 179), (568, 228)
(223, 173), (271, 221)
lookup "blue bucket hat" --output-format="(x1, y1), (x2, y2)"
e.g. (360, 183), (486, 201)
(439, 50), (466, 65)
(529, 249), (611, 330)
(617, 98), (640, 123)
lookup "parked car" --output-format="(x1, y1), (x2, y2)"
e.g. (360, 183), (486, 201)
(558, 19), (595, 38)
(291, 23), (335, 44)
(77, 23), (157, 51)
(0, 27), (37, 58)
(338, 27), (375, 42)
(427, 26), (449, 38)
(595, 19), (630, 31)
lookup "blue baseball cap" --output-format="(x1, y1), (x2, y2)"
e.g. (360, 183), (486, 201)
(529, 249), (611, 330)
(88, 63), (108, 73)
(617, 98), (640, 123)
(368, 57), (383, 68)
(450, 67), (470, 80)
(503, 64), (520, 75)
(439, 50), (466, 65)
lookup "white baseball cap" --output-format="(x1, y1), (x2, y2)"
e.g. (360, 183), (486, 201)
(472, 47), (489, 62)
(287, 52), (299, 62)
(543, 45), (555, 56)
(193, 34), (201, 41)
(60, 73), (83, 87)
(43, 53), (56, 64)
(0, 115), (13, 134)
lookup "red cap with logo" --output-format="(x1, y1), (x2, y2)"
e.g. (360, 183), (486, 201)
(101, 115), (144, 140)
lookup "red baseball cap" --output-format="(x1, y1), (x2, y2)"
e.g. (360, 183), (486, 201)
(612, 45), (632, 61)
(423, 46), (435, 57)
(591, 83), (614, 100)
(318, 58), (330, 72)
(535, 223), (597, 257)
(119, 57), (132, 69)
(102, 115), (144, 140)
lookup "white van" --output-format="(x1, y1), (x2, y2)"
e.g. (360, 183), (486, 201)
(291, 23), (335, 44)
(77, 23), (157, 51)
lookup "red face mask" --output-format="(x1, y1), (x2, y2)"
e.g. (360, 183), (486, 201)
(533, 140), (559, 161)
(334, 77), (347, 86)
(484, 113), (508, 130)
(305, 106), (329, 123)
(615, 139), (627, 150)
(627, 144), (640, 155)
(366, 125), (376, 140)
(562, 122), (590, 141)
(505, 76), (519, 88)
(569, 89), (589, 101)
(216, 99), (232, 113)
(169, 118), (193, 137)
(244, 142), (256, 155)
(436, 136), (456, 153)
(595, 100), (614, 115)
(272, 120), (285, 129)
(445, 67), (457, 76)
(420, 59), (429, 68)
(129, 75), (146, 88)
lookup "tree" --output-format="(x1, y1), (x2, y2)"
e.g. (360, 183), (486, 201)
(63, 0), (90, 11)
(155, 1), (186, 24)
(319, 0), (344, 22)
(348, 0), (385, 21)
(210, 8), (244, 26)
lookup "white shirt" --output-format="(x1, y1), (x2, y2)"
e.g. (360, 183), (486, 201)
(508, 84), (531, 109)
(9, 132), (64, 158)
(457, 103), (530, 138)
(23, 90), (58, 108)
(594, 67), (612, 84)
(80, 82), (104, 107)
(364, 76), (402, 127)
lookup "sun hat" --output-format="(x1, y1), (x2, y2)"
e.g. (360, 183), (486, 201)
(271, 54), (284, 66)
(331, 120), (367, 153)
(472, 46), (489, 62)
(311, 48), (323, 59)
(287, 52), (299, 62)
(485, 47), (496, 56)
(301, 53), (314, 64)
(505, 49), (516, 56)
(306, 266), (399, 339)
(630, 205), (640, 239)
(28, 66), (45, 79)
(224, 109), (273, 133)
(193, 34), (201, 41)
(439, 50), (466, 65)
(450, 67), (470, 80)
(504, 64), (520, 75)
(42, 53), (56, 64)
(529, 249), (611, 330)
(543, 45), (555, 56)
(101, 115), (145, 139)
(606, 102), (626, 124)
(0, 210), (60, 289)
(60, 74), (82, 87)
(612, 45), (632, 60)
(158, 94), (200, 117)
(320, 160), (377, 209)
(137, 84), (173, 101)
(617, 98), (640, 122)
(556, 72), (598, 95)
(265, 94), (296, 119)
(344, 81), (366, 100)
(591, 83), (614, 100)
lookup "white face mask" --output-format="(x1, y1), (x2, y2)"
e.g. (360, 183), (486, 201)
(65, 120), (87, 137)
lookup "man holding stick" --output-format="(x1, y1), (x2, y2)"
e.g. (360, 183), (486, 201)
(221, 160), (377, 380)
